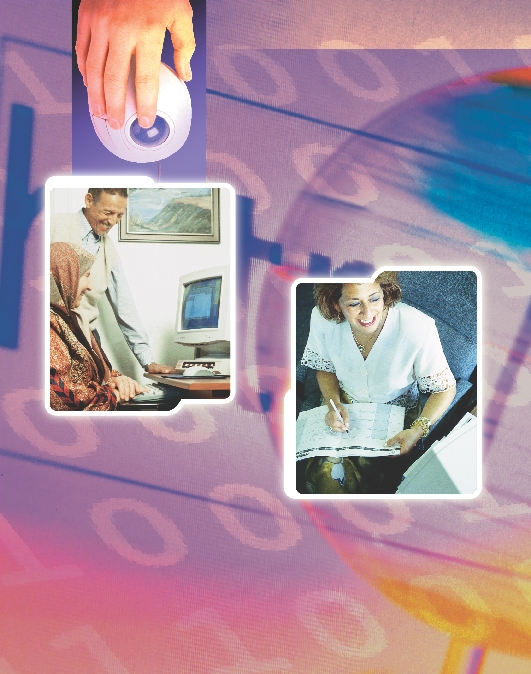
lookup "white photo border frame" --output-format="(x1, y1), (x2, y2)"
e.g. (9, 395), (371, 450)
(44, 175), (236, 417)
(284, 266), (482, 500)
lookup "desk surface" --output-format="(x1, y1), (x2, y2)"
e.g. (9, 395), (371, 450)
(145, 374), (231, 391)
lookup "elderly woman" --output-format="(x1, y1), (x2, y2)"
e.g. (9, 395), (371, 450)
(299, 271), (456, 494)
(50, 242), (147, 411)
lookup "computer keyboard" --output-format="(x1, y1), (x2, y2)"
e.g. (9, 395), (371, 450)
(129, 384), (181, 403)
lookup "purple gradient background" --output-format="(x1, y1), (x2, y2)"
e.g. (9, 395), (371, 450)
(2, 1), (531, 673)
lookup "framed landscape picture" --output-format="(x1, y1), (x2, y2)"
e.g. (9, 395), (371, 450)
(119, 187), (220, 243)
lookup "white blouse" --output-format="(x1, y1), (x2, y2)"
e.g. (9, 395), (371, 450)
(301, 302), (455, 408)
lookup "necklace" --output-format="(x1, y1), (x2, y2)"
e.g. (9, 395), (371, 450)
(351, 329), (375, 355)
(351, 310), (388, 356)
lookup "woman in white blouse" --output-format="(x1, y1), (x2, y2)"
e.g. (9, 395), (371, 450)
(300, 271), (456, 494)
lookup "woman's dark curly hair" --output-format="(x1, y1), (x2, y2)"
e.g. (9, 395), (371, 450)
(314, 271), (402, 322)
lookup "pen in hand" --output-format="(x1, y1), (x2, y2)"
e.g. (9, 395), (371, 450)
(329, 399), (349, 433)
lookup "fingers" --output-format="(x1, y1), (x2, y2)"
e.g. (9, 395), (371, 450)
(387, 431), (417, 455)
(78, 0), (196, 132)
(116, 377), (128, 401)
(75, 14), (91, 85)
(131, 380), (146, 396)
(116, 376), (135, 401)
(147, 363), (175, 374)
(386, 432), (404, 457)
(135, 32), (165, 128)
(339, 406), (350, 427)
(325, 411), (349, 433)
(111, 377), (148, 402)
(333, 422), (349, 433)
(124, 378), (145, 399)
(103, 41), (135, 130)
(84, 31), (111, 119)
(169, 6), (195, 81)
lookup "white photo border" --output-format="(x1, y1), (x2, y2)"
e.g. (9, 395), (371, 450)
(44, 175), (236, 417)
(284, 266), (482, 500)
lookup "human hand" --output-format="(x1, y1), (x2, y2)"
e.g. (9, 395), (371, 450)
(386, 427), (423, 455)
(145, 363), (176, 374)
(76, 0), (195, 130)
(108, 375), (146, 401)
(325, 404), (350, 433)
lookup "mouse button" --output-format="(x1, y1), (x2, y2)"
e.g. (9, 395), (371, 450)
(129, 115), (171, 148)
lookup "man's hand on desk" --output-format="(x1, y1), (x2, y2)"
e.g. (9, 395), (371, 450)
(145, 363), (176, 374)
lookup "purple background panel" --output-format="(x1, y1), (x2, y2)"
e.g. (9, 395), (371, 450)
(2, 0), (531, 672)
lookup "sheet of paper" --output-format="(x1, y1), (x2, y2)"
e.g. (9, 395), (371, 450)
(398, 415), (478, 494)
(296, 403), (405, 460)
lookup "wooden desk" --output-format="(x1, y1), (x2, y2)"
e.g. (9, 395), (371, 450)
(145, 374), (231, 399)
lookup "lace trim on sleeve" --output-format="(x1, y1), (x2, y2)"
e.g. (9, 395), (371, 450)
(301, 347), (336, 373)
(417, 366), (456, 394)
(388, 384), (419, 410)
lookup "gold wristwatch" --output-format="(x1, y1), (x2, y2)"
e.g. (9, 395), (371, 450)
(410, 416), (431, 438)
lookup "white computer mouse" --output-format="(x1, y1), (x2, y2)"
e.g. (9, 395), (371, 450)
(90, 56), (192, 163)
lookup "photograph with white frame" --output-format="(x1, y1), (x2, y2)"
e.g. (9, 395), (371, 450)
(285, 267), (481, 499)
(45, 176), (235, 416)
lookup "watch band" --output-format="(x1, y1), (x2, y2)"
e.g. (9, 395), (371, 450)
(410, 416), (431, 438)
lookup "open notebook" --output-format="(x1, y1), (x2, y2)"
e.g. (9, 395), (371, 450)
(296, 403), (405, 461)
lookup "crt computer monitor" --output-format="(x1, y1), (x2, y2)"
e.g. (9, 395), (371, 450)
(174, 266), (230, 346)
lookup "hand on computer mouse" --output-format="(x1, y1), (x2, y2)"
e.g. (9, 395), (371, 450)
(76, 0), (195, 130)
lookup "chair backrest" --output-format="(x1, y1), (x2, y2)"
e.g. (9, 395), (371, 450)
(296, 284), (322, 413)
(398, 271), (477, 382)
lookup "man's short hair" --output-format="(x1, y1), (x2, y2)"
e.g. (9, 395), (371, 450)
(88, 188), (128, 202)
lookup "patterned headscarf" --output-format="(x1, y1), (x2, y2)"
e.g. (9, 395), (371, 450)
(50, 242), (113, 384)
(50, 242), (95, 317)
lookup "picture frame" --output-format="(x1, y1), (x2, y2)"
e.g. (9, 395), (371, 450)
(119, 187), (220, 243)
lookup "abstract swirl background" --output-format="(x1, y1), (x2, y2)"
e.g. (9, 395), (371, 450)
(2, 2), (531, 673)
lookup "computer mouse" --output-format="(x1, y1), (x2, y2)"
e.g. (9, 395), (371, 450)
(90, 56), (192, 163)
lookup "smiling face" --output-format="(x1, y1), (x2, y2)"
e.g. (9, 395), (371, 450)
(74, 270), (92, 308)
(335, 283), (387, 335)
(84, 191), (127, 237)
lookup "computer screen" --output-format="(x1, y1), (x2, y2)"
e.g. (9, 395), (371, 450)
(181, 277), (222, 331)
(175, 266), (230, 345)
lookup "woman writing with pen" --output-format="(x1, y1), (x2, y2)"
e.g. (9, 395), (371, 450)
(299, 272), (456, 494)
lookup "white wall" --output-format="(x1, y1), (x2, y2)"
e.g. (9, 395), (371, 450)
(50, 187), (231, 382)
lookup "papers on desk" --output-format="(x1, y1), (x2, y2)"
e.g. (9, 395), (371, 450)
(397, 413), (478, 494)
(296, 403), (404, 461)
